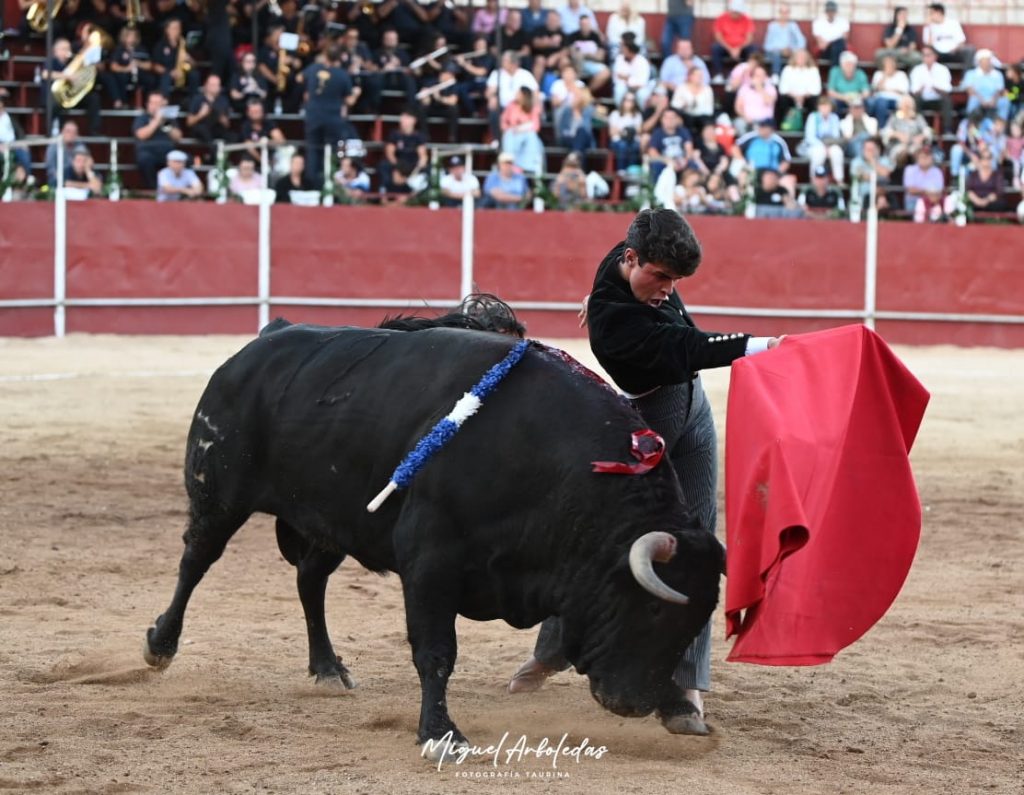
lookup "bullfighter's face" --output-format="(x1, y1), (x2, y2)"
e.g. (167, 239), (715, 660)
(621, 247), (682, 309)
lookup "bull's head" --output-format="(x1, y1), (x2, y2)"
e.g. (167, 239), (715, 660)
(560, 528), (724, 724)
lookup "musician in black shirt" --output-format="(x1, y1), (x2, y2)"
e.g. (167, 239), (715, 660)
(103, 26), (156, 108)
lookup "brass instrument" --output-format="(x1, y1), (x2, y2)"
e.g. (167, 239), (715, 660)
(126, 0), (143, 28)
(296, 4), (318, 57)
(359, 0), (374, 15)
(173, 37), (191, 90)
(51, 30), (102, 109)
(276, 46), (289, 92)
(26, 0), (63, 33)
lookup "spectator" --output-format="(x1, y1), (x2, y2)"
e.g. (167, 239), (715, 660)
(659, 39), (711, 96)
(734, 118), (796, 197)
(274, 152), (317, 203)
(840, 97), (878, 158)
(187, 74), (232, 156)
(1005, 63), (1022, 120)
(555, 87), (596, 154)
(133, 92), (184, 189)
(866, 54), (909, 128)
(612, 33), (653, 107)
(949, 112), (993, 178)
(711, 0), (757, 83)
(521, 0), (547, 36)
(776, 49), (822, 129)
(41, 36), (101, 135)
(827, 50), (870, 114)
(673, 66), (714, 136)
(486, 50), (540, 144)
(45, 120), (79, 187)
(606, 0), (645, 60)
(800, 95), (845, 184)
(152, 19), (198, 97)
(849, 137), (894, 210)
(105, 26), (157, 110)
(673, 167), (715, 214)
(754, 167), (802, 217)
(566, 14), (610, 93)
(734, 65), (777, 135)
(881, 93), (933, 166)
(494, 12), (530, 62)
(423, 0), (469, 52)
(662, 0), (695, 60)
(156, 149), (203, 202)
(379, 108), (429, 192)
(439, 154), (481, 206)
(453, 35), (497, 115)
(531, 10), (569, 86)
(558, 0), (597, 37)
(549, 64), (586, 110)
(472, 0), (507, 38)
(902, 145), (944, 219)
(335, 156), (371, 200)
(799, 165), (845, 215)
(763, 3), (806, 78)
(724, 51), (765, 115)
(418, 64), (461, 142)
(876, 6), (920, 69)
(0, 88), (30, 174)
(647, 106), (693, 183)
(63, 147), (102, 197)
(228, 155), (264, 199)
(342, 27), (383, 114)
(376, 0), (428, 48)
(963, 153), (1008, 214)
(812, 1), (849, 67)
(910, 45), (953, 134)
(240, 100), (286, 161)
(301, 45), (359, 185)
(370, 28), (418, 110)
(1005, 118), (1023, 190)
(553, 151), (588, 208)
(694, 122), (740, 205)
(921, 3), (971, 66)
(501, 86), (545, 175)
(229, 51), (269, 113)
(482, 151), (529, 209)
(5, 163), (36, 201)
(608, 91), (644, 172)
(964, 50), (1011, 121)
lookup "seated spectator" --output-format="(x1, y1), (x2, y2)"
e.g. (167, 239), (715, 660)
(964, 50), (1011, 121)
(104, 26), (157, 111)
(710, 0), (757, 83)
(659, 39), (711, 96)
(335, 156), (371, 200)
(274, 152), (317, 203)
(694, 121), (741, 204)
(909, 45), (953, 134)
(417, 65), (461, 143)
(949, 111), (993, 177)
(1005, 119), (1024, 190)
(608, 91), (644, 172)
(521, 0), (547, 36)
(229, 51), (269, 113)
(0, 89), (30, 174)
(673, 167), (716, 214)
(876, 6), (920, 70)
(5, 163), (36, 201)
(964, 153), (1008, 213)
(734, 118), (796, 197)
(1005, 63), (1023, 120)
(439, 155), (481, 206)
(566, 14), (610, 93)
(754, 167), (802, 217)
(376, 0), (427, 48)
(472, 0), (507, 38)
(866, 55), (910, 127)
(483, 152), (529, 209)
(776, 48), (822, 129)
(486, 50), (541, 144)
(881, 93), (933, 166)
(734, 65), (777, 135)
(827, 51), (870, 115)
(799, 165), (845, 215)
(45, 120), (79, 187)
(133, 92), (184, 189)
(799, 95), (845, 184)
(559, 0), (597, 36)
(612, 33), (653, 107)
(549, 64), (586, 110)
(673, 66), (714, 136)
(228, 155), (264, 199)
(724, 51), (766, 115)
(812, 1), (849, 67)
(156, 150), (203, 202)
(555, 87), (596, 154)
(372, 28), (418, 112)
(240, 100), (286, 161)
(849, 137), (894, 210)
(921, 2), (971, 66)
(902, 145), (944, 219)
(987, 117), (1008, 165)
(453, 35), (497, 115)
(187, 75), (232, 158)
(662, 0), (696, 59)
(605, 0), (645, 60)
(553, 151), (588, 208)
(647, 106), (693, 183)
(840, 98), (879, 158)
(493, 12), (530, 63)
(501, 86), (545, 175)
(531, 10), (569, 86)
(63, 147), (103, 197)
(763, 3), (806, 78)
(379, 109), (429, 193)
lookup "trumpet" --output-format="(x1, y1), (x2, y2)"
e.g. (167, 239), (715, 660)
(174, 37), (191, 90)
(52, 30), (102, 109)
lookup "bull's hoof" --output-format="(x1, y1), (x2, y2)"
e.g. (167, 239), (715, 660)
(315, 671), (358, 690)
(420, 736), (469, 764)
(142, 638), (174, 670)
(660, 711), (711, 736)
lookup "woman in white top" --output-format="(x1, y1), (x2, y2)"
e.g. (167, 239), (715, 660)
(776, 48), (822, 127)
(608, 90), (644, 172)
(866, 54), (909, 128)
(672, 67), (714, 136)
(605, 0), (646, 60)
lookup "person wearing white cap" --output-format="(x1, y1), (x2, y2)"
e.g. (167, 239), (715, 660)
(156, 150), (203, 203)
(963, 49), (1011, 121)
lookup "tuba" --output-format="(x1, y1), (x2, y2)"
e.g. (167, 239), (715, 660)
(174, 37), (191, 89)
(26, 0), (64, 33)
(51, 31), (102, 109)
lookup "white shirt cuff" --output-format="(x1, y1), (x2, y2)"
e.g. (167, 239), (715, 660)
(745, 336), (773, 356)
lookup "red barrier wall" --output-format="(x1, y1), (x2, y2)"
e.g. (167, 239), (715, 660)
(1, 201), (1022, 346)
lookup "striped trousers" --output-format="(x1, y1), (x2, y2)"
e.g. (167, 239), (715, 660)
(532, 378), (719, 691)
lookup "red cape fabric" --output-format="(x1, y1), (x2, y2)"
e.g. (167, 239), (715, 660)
(724, 325), (929, 665)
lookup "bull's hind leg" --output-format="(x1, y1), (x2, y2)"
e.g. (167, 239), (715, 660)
(143, 509), (250, 669)
(275, 519), (355, 689)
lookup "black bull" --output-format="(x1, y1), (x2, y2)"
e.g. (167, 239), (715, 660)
(143, 323), (725, 755)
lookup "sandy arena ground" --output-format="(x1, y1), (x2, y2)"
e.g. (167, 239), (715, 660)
(0, 332), (1021, 795)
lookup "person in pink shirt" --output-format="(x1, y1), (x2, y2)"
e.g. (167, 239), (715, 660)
(472, 0), (507, 37)
(500, 86), (545, 174)
(734, 65), (777, 132)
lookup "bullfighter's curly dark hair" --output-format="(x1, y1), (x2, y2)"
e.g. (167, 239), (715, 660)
(624, 208), (703, 278)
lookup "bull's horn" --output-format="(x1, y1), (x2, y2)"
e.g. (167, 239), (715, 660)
(628, 532), (690, 605)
